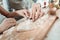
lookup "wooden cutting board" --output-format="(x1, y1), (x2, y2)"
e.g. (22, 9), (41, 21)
(0, 14), (57, 40)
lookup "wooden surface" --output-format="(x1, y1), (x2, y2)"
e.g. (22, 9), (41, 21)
(0, 14), (57, 40)
(34, 16), (57, 40)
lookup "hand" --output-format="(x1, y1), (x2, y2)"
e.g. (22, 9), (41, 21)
(0, 18), (17, 33)
(1, 18), (17, 27)
(30, 3), (43, 21)
(15, 9), (30, 18)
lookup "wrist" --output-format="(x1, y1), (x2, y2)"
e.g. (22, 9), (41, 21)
(8, 12), (20, 18)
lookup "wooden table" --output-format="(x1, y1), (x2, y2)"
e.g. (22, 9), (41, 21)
(0, 14), (57, 40)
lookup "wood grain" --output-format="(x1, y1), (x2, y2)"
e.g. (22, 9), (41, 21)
(0, 15), (57, 40)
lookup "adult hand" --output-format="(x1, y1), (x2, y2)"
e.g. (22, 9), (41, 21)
(15, 9), (30, 18)
(30, 3), (43, 21)
(0, 18), (17, 33)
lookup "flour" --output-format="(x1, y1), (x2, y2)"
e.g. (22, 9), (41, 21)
(16, 14), (49, 32)
(17, 19), (35, 31)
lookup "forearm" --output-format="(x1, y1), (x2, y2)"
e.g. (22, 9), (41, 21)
(0, 6), (10, 17)
(0, 6), (20, 18)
